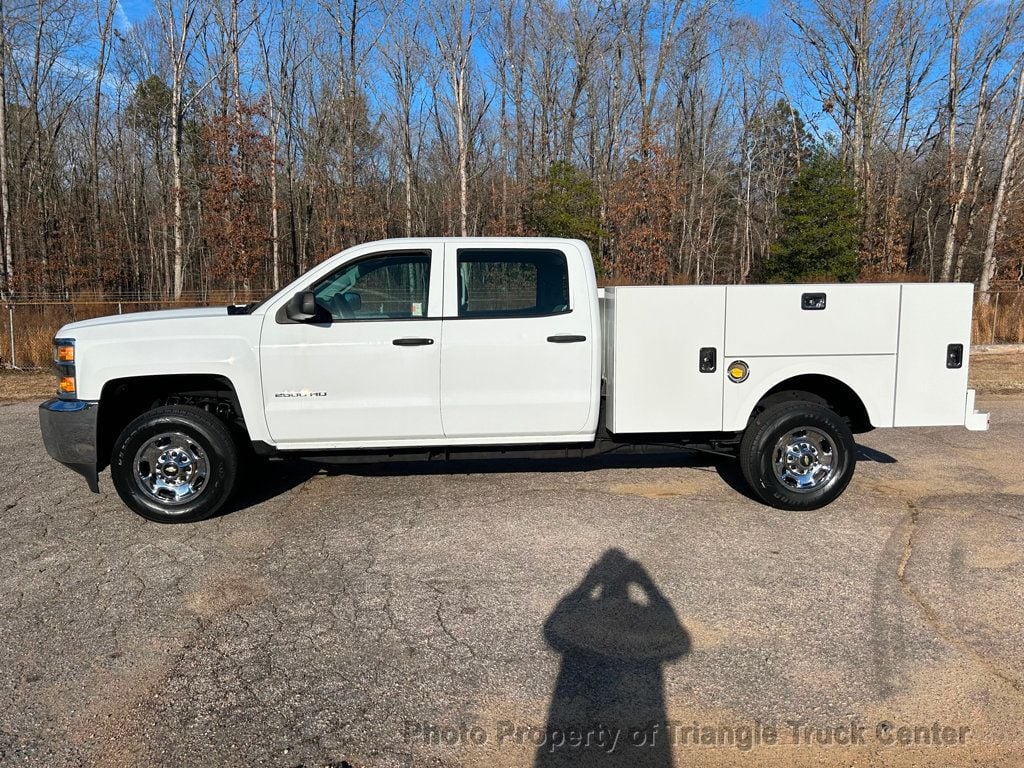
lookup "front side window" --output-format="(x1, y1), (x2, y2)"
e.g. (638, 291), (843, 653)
(457, 249), (570, 318)
(312, 252), (430, 321)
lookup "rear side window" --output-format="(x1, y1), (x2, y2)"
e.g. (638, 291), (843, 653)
(456, 249), (570, 318)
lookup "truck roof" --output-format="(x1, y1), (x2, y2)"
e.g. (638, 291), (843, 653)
(349, 236), (589, 250)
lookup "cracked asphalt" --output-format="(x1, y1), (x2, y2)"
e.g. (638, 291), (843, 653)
(1, 396), (1022, 767)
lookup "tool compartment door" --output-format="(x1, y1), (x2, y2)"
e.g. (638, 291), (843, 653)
(894, 283), (973, 427)
(724, 284), (901, 356)
(605, 286), (726, 433)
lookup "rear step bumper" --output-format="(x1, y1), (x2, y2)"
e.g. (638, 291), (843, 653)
(964, 389), (990, 431)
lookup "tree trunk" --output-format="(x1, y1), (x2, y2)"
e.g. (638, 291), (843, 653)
(0, 0), (13, 298)
(171, 79), (185, 299)
(979, 62), (1024, 298)
(91, 0), (117, 280)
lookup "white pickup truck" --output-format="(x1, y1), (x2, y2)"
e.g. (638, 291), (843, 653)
(40, 237), (989, 522)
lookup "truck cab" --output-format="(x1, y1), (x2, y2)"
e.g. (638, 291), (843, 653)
(259, 238), (601, 447)
(39, 237), (988, 523)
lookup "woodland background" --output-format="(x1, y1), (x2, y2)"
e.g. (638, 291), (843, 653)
(1, 0), (1024, 331)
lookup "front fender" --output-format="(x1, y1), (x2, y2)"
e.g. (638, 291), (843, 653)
(64, 315), (271, 445)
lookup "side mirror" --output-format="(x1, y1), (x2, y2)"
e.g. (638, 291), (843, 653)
(286, 290), (318, 322)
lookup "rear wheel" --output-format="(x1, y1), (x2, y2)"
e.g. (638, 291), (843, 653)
(739, 400), (856, 510)
(111, 405), (238, 523)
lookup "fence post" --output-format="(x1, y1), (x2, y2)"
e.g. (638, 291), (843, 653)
(7, 305), (14, 369)
(117, 302), (122, 315)
(991, 292), (1000, 345)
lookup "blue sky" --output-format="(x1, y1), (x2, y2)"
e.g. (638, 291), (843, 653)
(113, 0), (157, 30)
(102, 0), (829, 138)
(113, 0), (778, 29)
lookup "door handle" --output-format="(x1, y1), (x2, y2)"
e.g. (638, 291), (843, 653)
(392, 337), (434, 346)
(547, 334), (587, 343)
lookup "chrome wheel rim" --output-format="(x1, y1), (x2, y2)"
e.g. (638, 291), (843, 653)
(772, 427), (837, 492)
(133, 432), (209, 507)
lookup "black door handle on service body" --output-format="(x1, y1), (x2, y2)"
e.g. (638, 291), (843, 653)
(547, 334), (587, 343)
(392, 337), (434, 346)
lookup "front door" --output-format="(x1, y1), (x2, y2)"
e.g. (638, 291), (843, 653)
(260, 245), (444, 445)
(439, 243), (598, 439)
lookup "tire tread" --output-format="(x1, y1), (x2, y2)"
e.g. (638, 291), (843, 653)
(111, 404), (238, 523)
(739, 399), (855, 511)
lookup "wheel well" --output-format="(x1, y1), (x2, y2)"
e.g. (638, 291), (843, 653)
(752, 375), (873, 434)
(97, 374), (247, 470)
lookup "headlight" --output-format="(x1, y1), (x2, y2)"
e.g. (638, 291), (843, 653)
(53, 338), (76, 398)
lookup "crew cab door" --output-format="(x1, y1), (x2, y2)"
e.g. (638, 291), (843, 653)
(260, 244), (444, 445)
(439, 243), (597, 438)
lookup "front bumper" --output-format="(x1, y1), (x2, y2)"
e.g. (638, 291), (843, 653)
(39, 398), (100, 492)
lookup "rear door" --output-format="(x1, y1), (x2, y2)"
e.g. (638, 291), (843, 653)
(439, 243), (596, 439)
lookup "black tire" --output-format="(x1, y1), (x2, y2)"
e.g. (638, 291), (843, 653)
(738, 400), (856, 511)
(111, 405), (238, 523)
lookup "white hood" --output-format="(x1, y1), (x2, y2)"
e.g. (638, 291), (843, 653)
(59, 307), (228, 334)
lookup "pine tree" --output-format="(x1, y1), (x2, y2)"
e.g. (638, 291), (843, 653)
(524, 162), (605, 258)
(765, 150), (861, 283)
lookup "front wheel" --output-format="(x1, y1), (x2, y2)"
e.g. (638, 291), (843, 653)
(738, 400), (856, 510)
(111, 405), (238, 523)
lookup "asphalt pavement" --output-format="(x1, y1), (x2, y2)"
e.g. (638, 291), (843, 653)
(1, 396), (1022, 767)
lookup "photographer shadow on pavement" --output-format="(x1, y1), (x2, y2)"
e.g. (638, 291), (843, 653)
(536, 548), (690, 768)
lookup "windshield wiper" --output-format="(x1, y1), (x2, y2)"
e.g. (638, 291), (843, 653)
(226, 301), (261, 315)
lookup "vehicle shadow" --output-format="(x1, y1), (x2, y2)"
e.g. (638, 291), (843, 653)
(216, 458), (320, 517)
(535, 548), (690, 767)
(855, 444), (897, 463)
(220, 439), (895, 516)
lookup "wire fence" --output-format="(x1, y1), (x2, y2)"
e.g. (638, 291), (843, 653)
(1, 294), (263, 369)
(2, 290), (1023, 370)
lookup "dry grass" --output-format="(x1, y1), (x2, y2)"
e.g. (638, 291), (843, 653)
(1, 301), (228, 369)
(973, 292), (1024, 345)
(968, 349), (1024, 394)
(0, 370), (54, 401)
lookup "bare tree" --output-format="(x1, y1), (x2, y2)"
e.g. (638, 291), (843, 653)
(381, 6), (425, 238)
(560, 0), (610, 163)
(429, 0), (479, 236)
(940, 0), (1024, 281)
(786, 0), (909, 243)
(979, 60), (1024, 297)
(157, 0), (214, 297)
(3, 0), (1024, 307)
(621, 0), (703, 155)
(91, 0), (119, 264)
(0, 0), (13, 296)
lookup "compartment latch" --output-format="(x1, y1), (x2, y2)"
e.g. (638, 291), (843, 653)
(946, 343), (963, 369)
(801, 292), (827, 310)
(699, 347), (717, 373)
